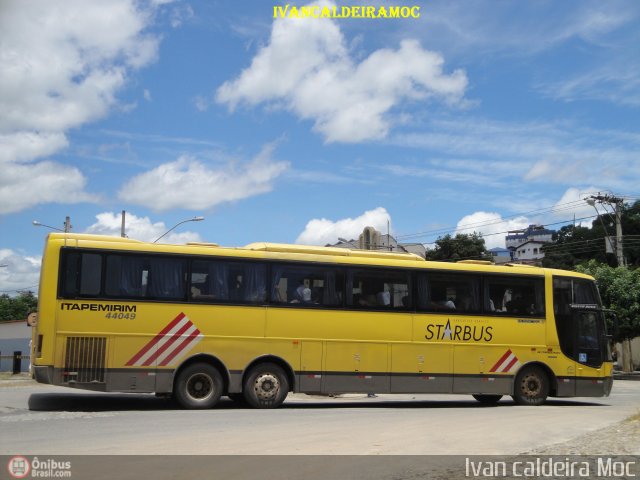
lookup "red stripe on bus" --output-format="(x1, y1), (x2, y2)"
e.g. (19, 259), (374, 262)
(489, 349), (512, 372)
(141, 320), (193, 367)
(503, 356), (519, 372)
(158, 329), (201, 366)
(125, 312), (186, 366)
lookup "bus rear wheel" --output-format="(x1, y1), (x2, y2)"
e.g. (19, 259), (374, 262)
(512, 366), (548, 406)
(472, 394), (502, 405)
(174, 363), (223, 409)
(243, 363), (289, 409)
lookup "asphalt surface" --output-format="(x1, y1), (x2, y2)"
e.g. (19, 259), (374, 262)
(1, 377), (639, 456)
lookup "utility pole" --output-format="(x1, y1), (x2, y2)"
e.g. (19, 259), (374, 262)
(586, 193), (631, 372)
(615, 201), (624, 268)
(121, 210), (126, 238)
(586, 193), (625, 267)
(63, 216), (72, 233)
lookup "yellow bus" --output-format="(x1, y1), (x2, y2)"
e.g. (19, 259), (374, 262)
(31, 233), (613, 408)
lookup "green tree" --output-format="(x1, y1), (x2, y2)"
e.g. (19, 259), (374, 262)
(543, 200), (640, 270)
(426, 233), (489, 261)
(0, 291), (38, 322)
(575, 260), (640, 341)
(622, 200), (640, 267)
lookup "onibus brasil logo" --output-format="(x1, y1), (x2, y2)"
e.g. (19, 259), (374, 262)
(7, 456), (72, 478)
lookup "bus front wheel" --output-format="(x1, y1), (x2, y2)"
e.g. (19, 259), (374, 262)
(174, 363), (223, 409)
(243, 363), (289, 409)
(512, 366), (548, 406)
(472, 394), (502, 405)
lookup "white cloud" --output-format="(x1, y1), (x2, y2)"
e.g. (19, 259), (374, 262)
(0, 132), (69, 164)
(390, 118), (640, 192)
(452, 187), (608, 250)
(0, 161), (97, 215)
(552, 186), (605, 224)
(296, 207), (391, 245)
(119, 143), (289, 211)
(423, 2), (635, 57)
(85, 212), (203, 244)
(455, 212), (530, 250)
(193, 95), (213, 112)
(537, 61), (640, 108)
(0, 0), (164, 214)
(0, 249), (41, 296)
(216, 1), (467, 143)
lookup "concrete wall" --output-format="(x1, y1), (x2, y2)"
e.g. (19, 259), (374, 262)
(615, 337), (640, 371)
(0, 321), (31, 372)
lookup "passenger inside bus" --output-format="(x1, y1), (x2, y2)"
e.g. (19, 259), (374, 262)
(430, 285), (456, 310)
(291, 281), (312, 303)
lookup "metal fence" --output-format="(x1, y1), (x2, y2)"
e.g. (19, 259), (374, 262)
(0, 351), (30, 374)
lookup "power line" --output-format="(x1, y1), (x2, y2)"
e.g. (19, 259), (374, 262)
(0, 285), (39, 293)
(396, 191), (639, 244)
(422, 215), (598, 246)
(397, 199), (595, 242)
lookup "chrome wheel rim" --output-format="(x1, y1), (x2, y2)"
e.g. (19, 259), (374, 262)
(253, 373), (280, 401)
(186, 373), (214, 401)
(520, 372), (541, 398)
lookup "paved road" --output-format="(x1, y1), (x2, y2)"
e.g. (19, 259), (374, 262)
(1, 380), (639, 455)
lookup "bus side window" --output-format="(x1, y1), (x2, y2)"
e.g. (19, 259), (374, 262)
(417, 273), (480, 313)
(190, 260), (228, 301)
(147, 257), (186, 300)
(271, 265), (343, 307)
(79, 253), (102, 296)
(484, 276), (545, 317)
(189, 260), (266, 304)
(347, 269), (410, 310)
(106, 255), (147, 298)
(60, 251), (102, 298)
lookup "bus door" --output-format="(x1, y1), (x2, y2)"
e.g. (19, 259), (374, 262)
(553, 276), (611, 396)
(571, 306), (611, 396)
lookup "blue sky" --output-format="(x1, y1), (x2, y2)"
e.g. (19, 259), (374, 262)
(1, 0), (639, 294)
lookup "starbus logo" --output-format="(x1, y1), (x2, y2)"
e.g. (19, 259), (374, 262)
(7, 456), (30, 479)
(425, 319), (493, 342)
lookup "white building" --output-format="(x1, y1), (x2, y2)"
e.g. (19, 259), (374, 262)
(505, 225), (555, 264)
(513, 240), (547, 263)
(505, 225), (554, 250)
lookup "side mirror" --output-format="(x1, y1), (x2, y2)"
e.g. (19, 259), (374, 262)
(26, 312), (37, 327)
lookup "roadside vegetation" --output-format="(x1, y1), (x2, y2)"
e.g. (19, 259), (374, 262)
(0, 291), (37, 322)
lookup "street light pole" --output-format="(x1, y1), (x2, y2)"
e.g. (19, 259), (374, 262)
(32, 220), (65, 232)
(153, 216), (205, 243)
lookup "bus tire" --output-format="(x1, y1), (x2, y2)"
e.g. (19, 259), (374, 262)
(243, 363), (289, 409)
(174, 363), (223, 409)
(472, 394), (502, 405)
(512, 366), (548, 406)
